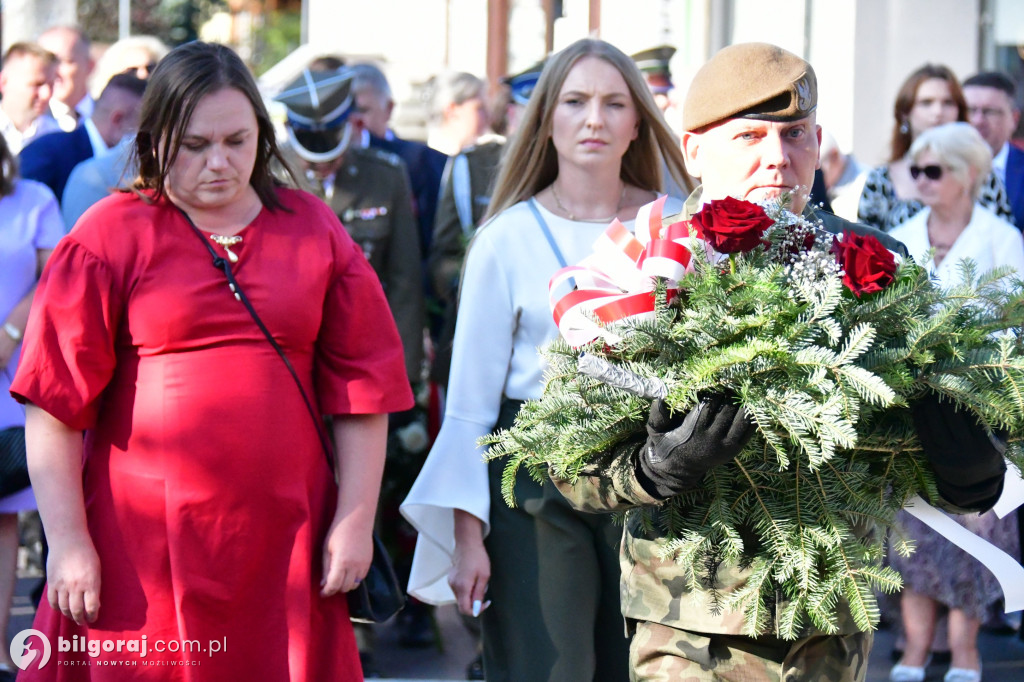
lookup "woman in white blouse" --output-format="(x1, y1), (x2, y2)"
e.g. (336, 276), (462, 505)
(888, 121), (1022, 682)
(890, 122), (1024, 279)
(402, 39), (692, 682)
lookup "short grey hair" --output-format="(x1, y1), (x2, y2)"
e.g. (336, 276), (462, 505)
(910, 122), (993, 200)
(430, 71), (485, 121)
(349, 62), (392, 103)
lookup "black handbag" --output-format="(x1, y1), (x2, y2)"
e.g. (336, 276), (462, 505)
(0, 426), (31, 499)
(346, 531), (405, 623)
(180, 208), (406, 624)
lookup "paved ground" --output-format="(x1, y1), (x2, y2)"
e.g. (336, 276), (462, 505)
(9, 577), (1024, 681)
(368, 603), (1024, 682)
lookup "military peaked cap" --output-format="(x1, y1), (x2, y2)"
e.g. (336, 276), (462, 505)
(631, 45), (676, 94)
(275, 68), (354, 131)
(683, 42), (817, 132)
(502, 60), (546, 106)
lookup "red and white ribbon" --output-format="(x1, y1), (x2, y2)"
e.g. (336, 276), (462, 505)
(549, 195), (703, 347)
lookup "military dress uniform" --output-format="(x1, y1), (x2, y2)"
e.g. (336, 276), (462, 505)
(428, 138), (504, 387)
(287, 145), (425, 383)
(430, 137), (504, 302)
(275, 68), (432, 670)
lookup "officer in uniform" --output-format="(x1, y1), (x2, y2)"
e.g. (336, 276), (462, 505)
(631, 45), (676, 115)
(552, 42), (1006, 682)
(428, 61), (544, 388)
(275, 68), (424, 385)
(276, 67), (428, 675)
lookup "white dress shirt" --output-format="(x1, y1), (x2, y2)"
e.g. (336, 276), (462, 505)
(0, 106), (60, 154)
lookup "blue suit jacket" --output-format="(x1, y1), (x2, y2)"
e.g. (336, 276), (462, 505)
(369, 133), (447, 256)
(18, 125), (94, 205)
(1005, 144), (1024, 230)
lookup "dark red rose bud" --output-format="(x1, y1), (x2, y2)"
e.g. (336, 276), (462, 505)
(690, 197), (774, 254)
(831, 230), (897, 297)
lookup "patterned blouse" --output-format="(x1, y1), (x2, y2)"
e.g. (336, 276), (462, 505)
(856, 165), (1014, 233)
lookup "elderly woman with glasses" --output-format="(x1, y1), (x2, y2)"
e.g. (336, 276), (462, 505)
(890, 121), (1024, 278)
(887, 122), (1022, 682)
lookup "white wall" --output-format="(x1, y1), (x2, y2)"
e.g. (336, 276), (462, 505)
(2, 0), (76, 51)
(850, 0), (980, 165)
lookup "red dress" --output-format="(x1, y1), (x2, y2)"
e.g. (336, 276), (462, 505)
(11, 189), (413, 681)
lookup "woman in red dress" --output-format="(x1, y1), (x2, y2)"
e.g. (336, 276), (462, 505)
(10, 42), (412, 681)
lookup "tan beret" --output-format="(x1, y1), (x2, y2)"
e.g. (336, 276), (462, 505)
(683, 42), (817, 132)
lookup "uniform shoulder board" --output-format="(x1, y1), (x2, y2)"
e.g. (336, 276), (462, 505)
(360, 147), (404, 168)
(463, 136), (505, 156)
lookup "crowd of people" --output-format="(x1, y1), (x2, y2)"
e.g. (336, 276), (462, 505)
(0, 20), (1021, 682)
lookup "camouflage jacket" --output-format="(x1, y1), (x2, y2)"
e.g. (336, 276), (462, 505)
(552, 188), (1001, 637)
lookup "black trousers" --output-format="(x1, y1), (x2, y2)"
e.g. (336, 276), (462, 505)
(482, 399), (629, 682)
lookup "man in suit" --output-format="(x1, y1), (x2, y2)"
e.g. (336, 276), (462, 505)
(964, 72), (1024, 229)
(37, 25), (95, 131)
(0, 42), (59, 154)
(348, 62), (447, 259)
(19, 71), (146, 207)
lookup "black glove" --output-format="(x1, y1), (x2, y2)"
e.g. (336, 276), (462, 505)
(912, 393), (1007, 511)
(636, 395), (755, 499)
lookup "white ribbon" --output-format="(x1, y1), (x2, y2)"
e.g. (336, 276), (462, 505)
(903, 487), (1024, 613)
(993, 464), (1024, 519)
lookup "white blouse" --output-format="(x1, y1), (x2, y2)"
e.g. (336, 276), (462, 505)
(889, 204), (1024, 286)
(401, 199), (634, 604)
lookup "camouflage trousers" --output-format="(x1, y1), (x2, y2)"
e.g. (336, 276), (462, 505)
(628, 620), (873, 681)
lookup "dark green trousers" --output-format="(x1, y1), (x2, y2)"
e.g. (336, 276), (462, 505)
(482, 399), (629, 682)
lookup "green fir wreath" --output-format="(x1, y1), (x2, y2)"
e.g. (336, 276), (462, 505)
(484, 197), (1024, 639)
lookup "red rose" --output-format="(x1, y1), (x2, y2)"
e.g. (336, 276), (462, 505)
(690, 197), (774, 254)
(830, 230), (897, 297)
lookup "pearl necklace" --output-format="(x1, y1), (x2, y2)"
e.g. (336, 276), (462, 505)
(551, 182), (626, 223)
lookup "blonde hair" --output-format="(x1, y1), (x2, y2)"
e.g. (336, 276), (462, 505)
(89, 35), (170, 98)
(910, 122), (992, 199)
(485, 38), (694, 220)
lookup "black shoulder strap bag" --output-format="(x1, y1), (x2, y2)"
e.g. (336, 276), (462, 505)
(179, 207), (404, 624)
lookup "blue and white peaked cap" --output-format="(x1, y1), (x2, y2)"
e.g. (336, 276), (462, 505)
(275, 68), (355, 163)
(503, 60), (546, 106)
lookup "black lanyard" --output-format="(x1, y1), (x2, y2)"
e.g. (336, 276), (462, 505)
(176, 205), (335, 468)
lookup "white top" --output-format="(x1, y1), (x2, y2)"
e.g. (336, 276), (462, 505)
(0, 106), (60, 155)
(993, 142), (1009, 185)
(0, 180), (65, 430)
(50, 95), (95, 132)
(889, 204), (1024, 285)
(401, 199), (634, 604)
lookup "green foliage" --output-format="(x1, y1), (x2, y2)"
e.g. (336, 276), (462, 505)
(251, 11), (303, 76)
(484, 209), (1024, 638)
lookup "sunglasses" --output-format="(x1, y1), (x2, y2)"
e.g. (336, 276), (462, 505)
(909, 164), (943, 181)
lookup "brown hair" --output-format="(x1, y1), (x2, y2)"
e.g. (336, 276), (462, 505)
(1, 42), (57, 68)
(890, 63), (967, 162)
(485, 38), (694, 220)
(131, 41), (293, 209)
(0, 135), (17, 197)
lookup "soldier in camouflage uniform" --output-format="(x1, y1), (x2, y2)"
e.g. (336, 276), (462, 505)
(552, 43), (1007, 682)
